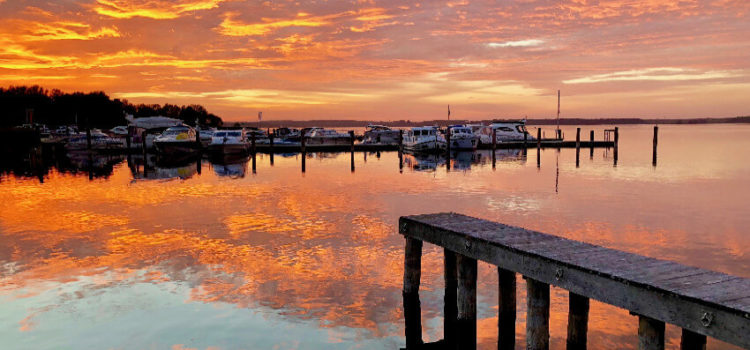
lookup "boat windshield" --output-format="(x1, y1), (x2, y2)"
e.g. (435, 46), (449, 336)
(227, 132), (241, 137)
(164, 128), (188, 135)
(214, 132), (227, 137)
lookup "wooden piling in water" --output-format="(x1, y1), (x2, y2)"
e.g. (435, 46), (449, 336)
(590, 130), (594, 158)
(526, 277), (550, 350)
(498, 268), (516, 350)
(652, 126), (658, 167)
(492, 129), (497, 151)
(301, 132), (306, 153)
(680, 329), (706, 350)
(537, 128), (542, 168)
(457, 254), (477, 350)
(349, 130), (355, 153)
(251, 133), (256, 154)
(576, 128), (581, 168)
(444, 249), (458, 348)
(638, 315), (665, 350)
(567, 293), (589, 350)
(403, 237), (423, 348)
(446, 126), (452, 154)
(86, 128), (92, 151)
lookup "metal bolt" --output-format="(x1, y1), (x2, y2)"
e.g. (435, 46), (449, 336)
(465, 240), (472, 249)
(400, 222), (408, 233)
(701, 312), (714, 327)
(555, 268), (564, 281)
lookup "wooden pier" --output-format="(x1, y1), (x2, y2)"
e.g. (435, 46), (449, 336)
(399, 213), (750, 350)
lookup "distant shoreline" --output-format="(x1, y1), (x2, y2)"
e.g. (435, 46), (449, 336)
(239, 116), (750, 128)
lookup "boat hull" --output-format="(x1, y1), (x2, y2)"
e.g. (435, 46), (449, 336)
(404, 140), (447, 153)
(447, 137), (477, 150)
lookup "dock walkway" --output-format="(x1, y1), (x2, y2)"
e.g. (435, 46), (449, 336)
(399, 213), (750, 350)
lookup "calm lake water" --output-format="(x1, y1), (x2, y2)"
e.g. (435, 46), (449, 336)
(1, 124), (748, 350)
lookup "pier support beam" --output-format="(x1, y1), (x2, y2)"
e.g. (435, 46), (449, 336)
(575, 128), (581, 168)
(638, 315), (665, 350)
(589, 130), (594, 158)
(652, 126), (658, 167)
(498, 268), (516, 350)
(403, 237), (423, 348)
(536, 128), (542, 168)
(526, 277), (550, 350)
(457, 254), (477, 350)
(680, 329), (706, 350)
(567, 292), (589, 350)
(444, 249), (458, 348)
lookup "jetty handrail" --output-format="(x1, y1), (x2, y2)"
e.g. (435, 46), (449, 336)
(399, 212), (750, 350)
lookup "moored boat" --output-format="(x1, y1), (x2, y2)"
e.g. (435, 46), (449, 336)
(403, 126), (446, 153)
(64, 130), (125, 152)
(304, 127), (352, 146)
(208, 129), (249, 155)
(361, 124), (400, 145)
(154, 125), (201, 155)
(447, 125), (478, 150)
(490, 119), (535, 142)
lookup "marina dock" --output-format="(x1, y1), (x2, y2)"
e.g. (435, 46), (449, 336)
(399, 213), (750, 350)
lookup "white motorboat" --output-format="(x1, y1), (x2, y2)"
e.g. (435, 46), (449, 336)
(489, 119), (535, 142)
(361, 124), (400, 145)
(246, 128), (271, 144)
(304, 127), (352, 146)
(208, 129), (249, 155)
(447, 125), (478, 150)
(403, 126), (446, 153)
(154, 125), (201, 155)
(64, 130), (125, 151)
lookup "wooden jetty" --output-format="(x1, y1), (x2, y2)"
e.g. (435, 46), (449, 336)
(399, 213), (750, 350)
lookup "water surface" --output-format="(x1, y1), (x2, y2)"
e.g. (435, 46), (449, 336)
(1, 124), (748, 349)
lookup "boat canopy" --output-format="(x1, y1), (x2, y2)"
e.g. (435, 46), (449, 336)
(128, 115), (183, 129)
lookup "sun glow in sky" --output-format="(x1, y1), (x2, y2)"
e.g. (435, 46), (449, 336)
(1, 0), (749, 121)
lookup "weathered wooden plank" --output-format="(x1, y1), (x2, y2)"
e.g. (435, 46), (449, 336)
(639, 315), (665, 350)
(403, 237), (423, 348)
(498, 268), (516, 350)
(567, 292), (589, 350)
(457, 254), (477, 350)
(444, 249), (458, 348)
(526, 277), (550, 350)
(399, 213), (750, 348)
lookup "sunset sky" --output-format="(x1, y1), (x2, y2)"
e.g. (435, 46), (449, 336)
(1, 0), (749, 121)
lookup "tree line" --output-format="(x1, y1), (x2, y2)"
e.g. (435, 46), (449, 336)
(0, 85), (223, 129)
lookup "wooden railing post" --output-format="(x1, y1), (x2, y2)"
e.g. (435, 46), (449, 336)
(403, 237), (423, 348)
(498, 268), (516, 350)
(680, 329), (706, 350)
(638, 315), (665, 350)
(526, 277), (550, 350)
(457, 254), (477, 350)
(444, 249), (458, 348)
(567, 292), (589, 350)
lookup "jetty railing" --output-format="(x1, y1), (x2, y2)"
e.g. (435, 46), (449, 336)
(399, 213), (750, 350)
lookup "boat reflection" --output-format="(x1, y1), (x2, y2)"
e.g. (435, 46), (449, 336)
(403, 149), (527, 172)
(210, 155), (249, 178)
(0, 147), (125, 181)
(128, 154), (200, 180)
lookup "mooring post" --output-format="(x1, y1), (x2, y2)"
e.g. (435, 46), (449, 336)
(446, 126), (452, 154)
(492, 128), (497, 151)
(457, 254), (477, 350)
(301, 153), (306, 173)
(86, 127), (92, 151)
(613, 127), (619, 164)
(269, 132), (275, 166)
(526, 277), (550, 350)
(576, 128), (581, 168)
(403, 237), (423, 349)
(125, 127), (132, 151)
(524, 130), (528, 147)
(195, 128), (201, 150)
(652, 126), (658, 167)
(537, 128), (542, 168)
(498, 268), (516, 350)
(301, 132), (306, 153)
(444, 249), (458, 348)
(398, 129), (404, 154)
(141, 130), (148, 156)
(589, 130), (594, 158)
(251, 133), (256, 154)
(638, 315), (665, 350)
(349, 130), (355, 153)
(680, 329), (706, 350)
(567, 292), (589, 350)
(251, 151), (256, 174)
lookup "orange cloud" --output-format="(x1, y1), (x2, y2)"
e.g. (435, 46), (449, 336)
(92, 0), (226, 19)
(217, 12), (334, 37)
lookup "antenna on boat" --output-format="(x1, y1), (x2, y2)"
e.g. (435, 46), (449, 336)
(447, 105), (451, 122)
(557, 90), (561, 138)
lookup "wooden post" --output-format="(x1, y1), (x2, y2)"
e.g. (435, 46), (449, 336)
(251, 151), (256, 174)
(444, 249), (458, 348)
(269, 132), (274, 166)
(652, 126), (658, 167)
(638, 315), (665, 350)
(537, 128), (542, 168)
(301, 132), (306, 153)
(576, 128), (581, 168)
(398, 129), (404, 154)
(589, 130), (594, 158)
(125, 127), (132, 151)
(86, 128), (92, 151)
(457, 254), (477, 350)
(524, 129), (528, 147)
(301, 153), (306, 173)
(349, 130), (355, 153)
(251, 132), (256, 154)
(404, 237), (423, 348)
(526, 278), (550, 350)
(680, 329), (706, 350)
(195, 128), (201, 150)
(567, 293), (589, 350)
(446, 126), (452, 154)
(498, 268), (516, 350)
(492, 128), (497, 151)
(141, 130), (148, 156)
(613, 127), (619, 165)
